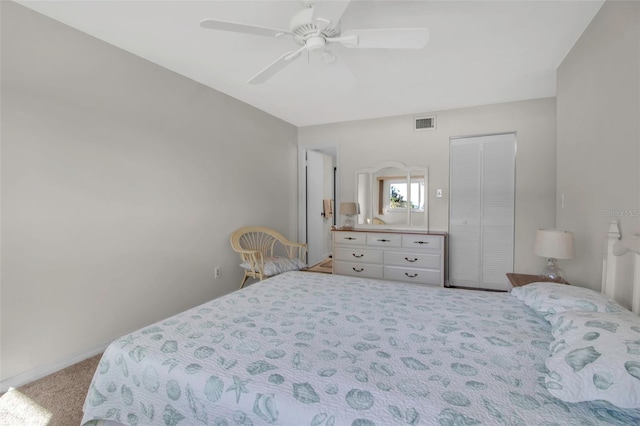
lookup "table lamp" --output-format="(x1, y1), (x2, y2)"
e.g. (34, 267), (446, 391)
(533, 229), (575, 282)
(339, 202), (358, 229)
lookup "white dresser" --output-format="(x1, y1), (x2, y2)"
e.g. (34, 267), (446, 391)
(332, 229), (446, 286)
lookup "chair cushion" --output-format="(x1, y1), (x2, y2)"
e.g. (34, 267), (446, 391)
(240, 256), (306, 276)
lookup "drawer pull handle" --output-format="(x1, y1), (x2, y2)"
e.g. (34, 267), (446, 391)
(352, 253), (364, 258)
(405, 257), (418, 263)
(378, 239), (391, 243)
(414, 241), (429, 245)
(345, 237), (356, 240)
(405, 273), (419, 278)
(353, 267), (364, 272)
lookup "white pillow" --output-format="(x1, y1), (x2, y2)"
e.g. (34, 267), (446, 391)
(511, 282), (626, 319)
(544, 310), (640, 408)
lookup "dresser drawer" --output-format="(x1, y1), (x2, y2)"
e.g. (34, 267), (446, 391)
(384, 251), (441, 269)
(334, 261), (384, 279)
(334, 231), (367, 245)
(401, 234), (442, 250)
(335, 247), (383, 264)
(384, 266), (442, 286)
(366, 233), (402, 247)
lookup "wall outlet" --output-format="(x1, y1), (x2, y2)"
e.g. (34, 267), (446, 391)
(215, 267), (221, 279)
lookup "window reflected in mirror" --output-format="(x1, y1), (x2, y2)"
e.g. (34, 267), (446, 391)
(355, 162), (428, 230)
(379, 176), (425, 213)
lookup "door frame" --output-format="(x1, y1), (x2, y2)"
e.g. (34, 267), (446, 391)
(298, 145), (340, 257)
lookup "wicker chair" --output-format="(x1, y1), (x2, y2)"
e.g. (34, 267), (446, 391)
(230, 226), (307, 289)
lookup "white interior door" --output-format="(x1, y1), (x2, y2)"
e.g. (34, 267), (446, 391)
(306, 150), (334, 266)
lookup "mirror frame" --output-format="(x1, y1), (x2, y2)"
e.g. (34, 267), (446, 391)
(355, 161), (429, 230)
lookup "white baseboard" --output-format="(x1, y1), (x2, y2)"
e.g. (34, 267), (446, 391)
(0, 343), (109, 394)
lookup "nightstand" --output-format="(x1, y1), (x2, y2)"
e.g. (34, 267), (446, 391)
(506, 273), (569, 289)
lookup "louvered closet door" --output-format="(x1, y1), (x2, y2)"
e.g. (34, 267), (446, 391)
(449, 140), (482, 287)
(449, 133), (515, 291)
(479, 135), (515, 290)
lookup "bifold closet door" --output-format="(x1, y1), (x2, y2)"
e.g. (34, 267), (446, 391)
(449, 133), (515, 291)
(449, 141), (481, 288)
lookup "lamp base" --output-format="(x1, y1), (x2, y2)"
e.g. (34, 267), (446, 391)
(342, 215), (354, 230)
(539, 258), (567, 283)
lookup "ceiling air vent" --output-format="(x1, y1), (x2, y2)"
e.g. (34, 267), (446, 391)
(414, 116), (436, 131)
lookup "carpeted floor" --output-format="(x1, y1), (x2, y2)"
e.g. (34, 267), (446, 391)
(0, 354), (101, 426)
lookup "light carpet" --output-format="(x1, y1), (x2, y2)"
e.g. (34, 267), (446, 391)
(0, 354), (101, 426)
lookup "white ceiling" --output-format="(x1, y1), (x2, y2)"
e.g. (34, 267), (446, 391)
(16, 0), (604, 127)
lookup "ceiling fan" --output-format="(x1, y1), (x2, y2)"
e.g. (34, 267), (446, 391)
(199, 0), (429, 84)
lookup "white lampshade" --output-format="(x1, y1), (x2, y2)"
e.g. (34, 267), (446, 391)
(339, 202), (359, 216)
(533, 229), (575, 260)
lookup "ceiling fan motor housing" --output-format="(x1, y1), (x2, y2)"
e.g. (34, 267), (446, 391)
(289, 7), (339, 45)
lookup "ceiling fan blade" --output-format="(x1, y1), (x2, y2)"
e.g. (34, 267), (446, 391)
(247, 47), (305, 84)
(312, 0), (351, 31)
(339, 28), (429, 49)
(200, 19), (292, 39)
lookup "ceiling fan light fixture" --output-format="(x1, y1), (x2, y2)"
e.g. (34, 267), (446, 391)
(306, 36), (326, 52)
(322, 50), (336, 64)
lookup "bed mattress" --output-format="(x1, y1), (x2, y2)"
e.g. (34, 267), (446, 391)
(82, 271), (640, 425)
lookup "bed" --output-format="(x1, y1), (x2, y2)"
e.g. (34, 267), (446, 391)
(82, 223), (640, 426)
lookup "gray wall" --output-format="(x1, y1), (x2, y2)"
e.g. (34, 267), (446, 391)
(556, 0), (640, 300)
(1, 2), (297, 383)
(299, 98), (558, 276)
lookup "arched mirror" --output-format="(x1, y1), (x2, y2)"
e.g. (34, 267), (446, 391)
(355, 162), (428, 229)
